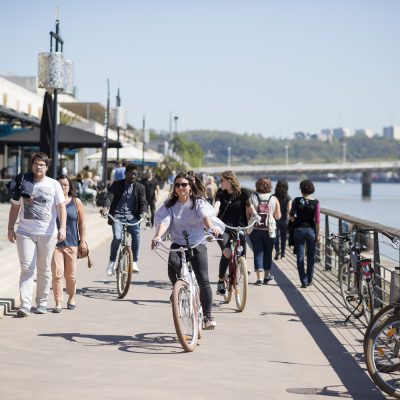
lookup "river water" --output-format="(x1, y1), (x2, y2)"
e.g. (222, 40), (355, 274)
(240, 180), (400, 230)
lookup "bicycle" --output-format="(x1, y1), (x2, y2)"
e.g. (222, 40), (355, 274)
(327, 227), (375, 323)
(154, 231), (217, 352)
(102, 213), (143, 299)
(222, 218), (258, 312)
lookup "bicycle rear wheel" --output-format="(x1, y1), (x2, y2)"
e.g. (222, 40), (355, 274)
(172, 280), (198, 352)
(339, 260), (363, 318)
(365, 314), (400, 399)
(116, 246), (133, 299)
(364, 303), (400, 353)
(234, 256), (248, 312)
(360, 273), (375, 325)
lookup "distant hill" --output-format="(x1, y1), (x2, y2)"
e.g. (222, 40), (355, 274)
(181, 130), (400, 165)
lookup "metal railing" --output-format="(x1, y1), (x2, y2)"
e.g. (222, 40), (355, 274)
(317, 207), (400, 307)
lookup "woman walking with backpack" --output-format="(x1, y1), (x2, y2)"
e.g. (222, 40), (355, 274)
(249, 177), (281, 286)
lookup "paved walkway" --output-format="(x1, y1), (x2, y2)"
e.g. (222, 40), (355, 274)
(0, 196), (389, 399)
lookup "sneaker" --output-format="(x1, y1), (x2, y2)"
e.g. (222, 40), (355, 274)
(34, 306), (47, 314)
(216, 280), (226, 296)
(281, 253), (285, 259)
(255, 280), (263, 286)
(106, 261), (116, 277)
(132, 261), (140, 273)
(274, 253), (279, 260)
(17, 307), (30, 317)
(263, 275), (274, 284)
(204, 316), (217, 330)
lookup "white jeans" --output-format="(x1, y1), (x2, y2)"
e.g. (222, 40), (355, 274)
(16, 232), (58, 309)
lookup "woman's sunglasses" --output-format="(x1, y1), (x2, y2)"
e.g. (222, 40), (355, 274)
(175, 182), (189, 188)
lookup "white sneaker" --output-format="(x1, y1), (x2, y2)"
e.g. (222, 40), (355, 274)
(132, 262), (140, 273)
(106, 261), (116, 276)
(204, 316), (217, 330)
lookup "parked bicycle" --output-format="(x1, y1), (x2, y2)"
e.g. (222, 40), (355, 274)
(102, 213), (143, 299)
(222, 218), (258, 312)
(327, 227), (375, 323)
(154, 231), (218, 352)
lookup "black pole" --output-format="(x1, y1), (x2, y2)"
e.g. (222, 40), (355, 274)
(141, 115), (146, 173)
(116, 88), (121, 162)
(101, 79), (110, 188)
(50, 19), (63, 178)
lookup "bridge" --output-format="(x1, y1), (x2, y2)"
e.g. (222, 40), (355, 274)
(196, 160), (400, 197)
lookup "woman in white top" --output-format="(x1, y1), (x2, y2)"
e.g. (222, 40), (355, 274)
(249, 177), (281, 286)
(151, 172), (224, 330)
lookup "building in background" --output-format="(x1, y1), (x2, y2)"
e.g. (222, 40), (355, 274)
(383, 126), (400, 140)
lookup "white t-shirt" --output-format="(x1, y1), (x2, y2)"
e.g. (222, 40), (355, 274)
(11, 176), (65, 236)
(155, 198), (225, 246)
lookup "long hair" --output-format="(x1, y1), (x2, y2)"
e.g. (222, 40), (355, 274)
(220, 170), (241, 199)
(165, 172), (203, 208)
(275, 180), (289, 199)
(57, 174), (76, 198)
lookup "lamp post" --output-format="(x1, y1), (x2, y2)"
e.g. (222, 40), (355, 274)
(116, 88), (121, 162)
(101, 79), (110, 188)
(141, 115), (147, 173)
(342, 142), (347, 163)
(284, 144), (289, 166)
(227, 146), (231, 167)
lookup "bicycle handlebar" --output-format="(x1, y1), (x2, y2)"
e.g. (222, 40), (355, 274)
(225, 218), (258, 232)
(154, 234), (219, 252)
(102, 213), (143, 226)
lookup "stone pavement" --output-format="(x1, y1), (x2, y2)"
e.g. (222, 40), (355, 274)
(0, 195), (389, 399)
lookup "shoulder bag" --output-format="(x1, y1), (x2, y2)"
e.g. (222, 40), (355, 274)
(73, 198), (93, 268)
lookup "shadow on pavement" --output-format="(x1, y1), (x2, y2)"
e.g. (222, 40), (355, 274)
(273, 267), (386, 400)
(38, 331), (185, 355)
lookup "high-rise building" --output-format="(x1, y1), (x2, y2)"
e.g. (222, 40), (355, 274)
(355, 128), (374, 138)
(383, 126), (400, 140)
(333, 127), (351, 140)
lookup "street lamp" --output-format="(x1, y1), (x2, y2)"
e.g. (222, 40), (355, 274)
(284, 144), (289, 166)
(342, 142), (347, 163)
(227, 146), (232, 167)
(38, 16), (74, 178)
(101, 78), (110, 187)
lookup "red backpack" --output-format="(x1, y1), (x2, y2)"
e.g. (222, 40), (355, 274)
(255, 193), (272, 228)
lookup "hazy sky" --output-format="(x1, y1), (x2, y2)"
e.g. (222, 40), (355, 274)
(2, 0), (400, 137)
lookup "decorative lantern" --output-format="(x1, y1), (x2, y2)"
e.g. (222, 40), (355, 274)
(63, 59), (74, 95)
(38, 52), (65, 91)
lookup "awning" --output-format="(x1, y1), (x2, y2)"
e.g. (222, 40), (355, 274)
(0, 125), (120, 149)
(0, 105), (40, 128)
(87, 146), (163, 163)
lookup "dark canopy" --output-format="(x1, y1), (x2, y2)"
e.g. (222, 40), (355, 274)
(0, 125), (121, 149)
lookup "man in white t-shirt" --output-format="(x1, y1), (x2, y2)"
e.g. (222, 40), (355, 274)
(7, 153), (66, 317)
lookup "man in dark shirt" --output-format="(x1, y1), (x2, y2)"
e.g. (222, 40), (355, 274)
(100, 163), (147, 275)
(141, 169), (160, 227)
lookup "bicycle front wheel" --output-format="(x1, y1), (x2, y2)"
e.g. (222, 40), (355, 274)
(234, 256), (248, 312)
(360, 273), (375, 325)
(116, 246), (133, 299)
(339, 260), (363, 318)
(172, 280), (198, 352)
(365, 314), (400, 399)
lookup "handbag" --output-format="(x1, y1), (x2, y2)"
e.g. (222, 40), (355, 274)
(73, 198), (93, 268)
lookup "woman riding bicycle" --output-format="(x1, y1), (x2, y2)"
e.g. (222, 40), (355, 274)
(214, 170), (257, 295)
(151, 172), (224, 329)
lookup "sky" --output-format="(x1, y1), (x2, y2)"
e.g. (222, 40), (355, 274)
(2, 0), (400, 138)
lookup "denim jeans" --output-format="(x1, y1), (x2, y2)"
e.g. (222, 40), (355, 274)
(274, 219), (288, 256)
(249, 229), (275, 272)
(293, 227), (316, 285)
(110, 220), (140, 262)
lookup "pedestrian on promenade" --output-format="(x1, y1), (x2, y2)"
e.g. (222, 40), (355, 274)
(51, 175), (87, 313)
(205, 176), (218, 205)
(274, 180), (292, 260)
(100, 163), (147, 276)
(112, 161), (126, 182)
(151, 172), (224, 329)
(289, 179), (320, 288)
(214, 170), (257, 295)
(7, 152), (66, 317)
(249, 177), (281, 286)
(141, 169), (160, 227)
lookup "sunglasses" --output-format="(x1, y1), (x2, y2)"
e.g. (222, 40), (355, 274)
(175, 182), (189, 188)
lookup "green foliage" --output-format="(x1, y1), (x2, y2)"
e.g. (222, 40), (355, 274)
(153, 156), (185, 183)
(171, 134), (204, 167)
